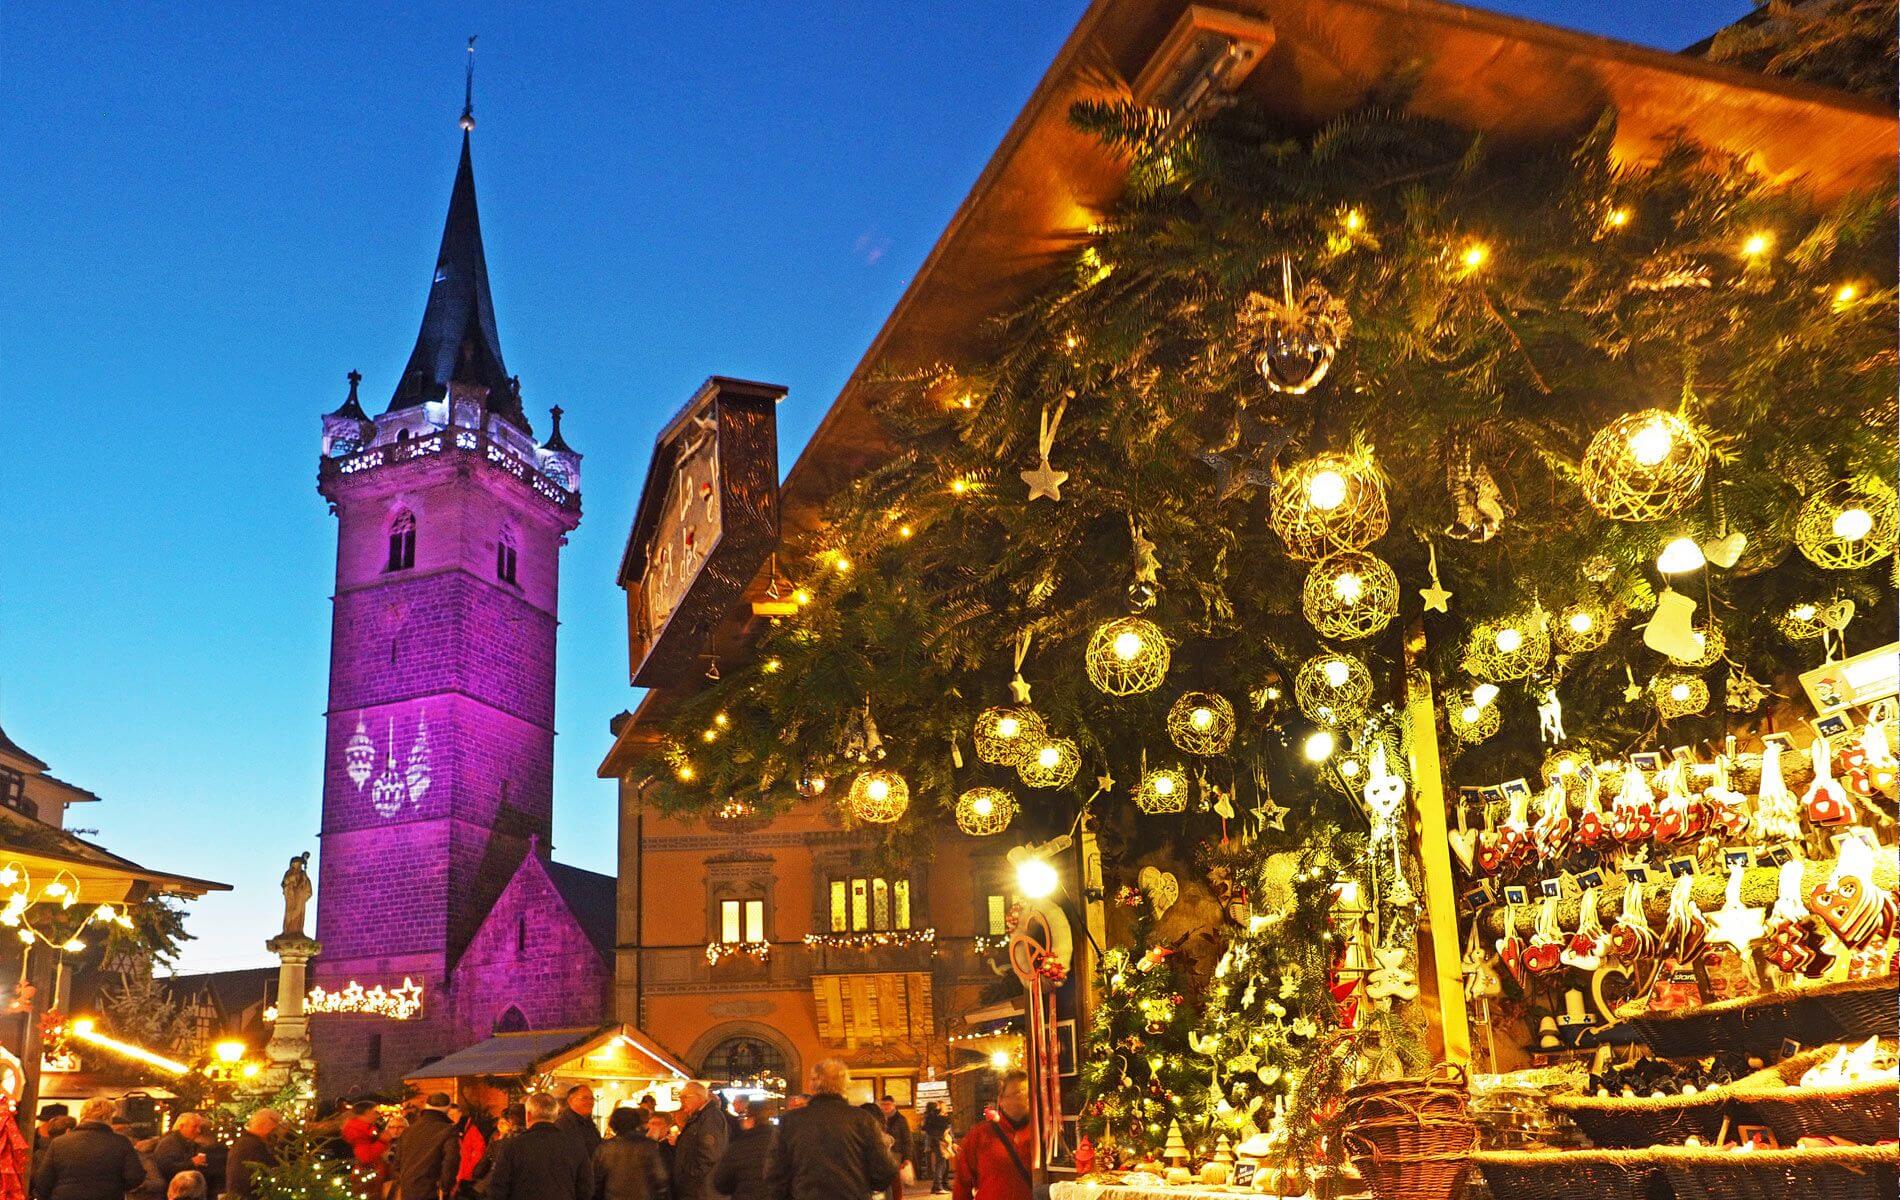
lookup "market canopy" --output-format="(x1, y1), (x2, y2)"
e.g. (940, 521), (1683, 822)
(599, 0), (1896, 779)
(405, 1024), (694, 1086)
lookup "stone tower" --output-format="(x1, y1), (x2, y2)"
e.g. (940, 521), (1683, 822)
(311, 121), (581, 1088)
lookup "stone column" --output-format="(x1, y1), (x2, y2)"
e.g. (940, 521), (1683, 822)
(264, 934), (322, 1069)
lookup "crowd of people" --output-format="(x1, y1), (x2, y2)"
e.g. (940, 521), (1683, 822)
(26, 1060), (1036, 1200)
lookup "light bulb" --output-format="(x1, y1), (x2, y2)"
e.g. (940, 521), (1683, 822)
(1606, 207), (1631, 228)
(996, 716), (1021, 738)
(714, 712), (729, 728)
(1494, 627), (1524, 653)
(1152, 775), (1176, 796)
(833, 557), (851, 574)
(762, 658), (781, 674)
(1461, 243), (1489, 269)
(950, 478), (969, 495)
(1656, 536), (1705, 574)
(1461, 705), (1482, 723)
(1833, 507), (1874, 541)
(1113, 631), (1144, 660)
(1834, 282), (1860, 305)
(971, 795), (994, 817)
(1628, 419), (1674, 467)
(701, 729), (717, 743)
(792, 588), (812, 606)
(1037, 745), (1061, 769)
(1190, 707), (1214, 730)
(1306, 470), (1348, 511)
(1332, 572), (1364, 601)
(990, 1050), (1012, 1070)
(1741, 232), (1770, 258)
(1304, 730), (1335, 762)
(676, 765), (696, 782)
(1344, 209), (1364, 232)
(1016, 857), (1059, 899)
(1340, 759), (1361, 779)
(1471, 683), (1499, 708)
(867, 778), (890, 801)
(1322, 658), (1351, 687)
(898, 525), (913, 539)
(1557, 758), (1578, 776)
(1794, 603), (1818, 620)
(1669, 682), (1692, 702)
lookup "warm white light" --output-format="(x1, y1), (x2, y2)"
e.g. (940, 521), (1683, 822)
(1568, 611), (1595, 634)
(1628, 419), (1674, 467)
(1741, 232), (1770, 258)
(1461, 705), (1482, 723)
(1471, 683), (1499, 709)
(1556, 758), (1578, 776)
(1190, 707), (1215, 730)
(1152, 774), (1176, 796)
(1322, 658), (1351, 687)
(1113, 631), (1144, 660)
(867, 778), (891, 802)
(1669, 682), (1692, 702)
(1794, 603), (1818, 620)
(1332, 572), (1364, 601)
(971, 795), (994, 817)
(990, 1050), (1012, 1070)
(1037, 745), (1061, 769)
(1494, 627), (1524, 653)
(1016, 857), (1059, 899)
(1339, 759), (1362, 779)
(1656, 536), (1705, 574)
(1461, 243), (1490, 270)
(1306, 470), (1348, 511)
(996, 716), (1021, 738)
(1833, 507), (1874, 541)
(1304, 730), (1336, 762)
(214, 1040), (246, 1065)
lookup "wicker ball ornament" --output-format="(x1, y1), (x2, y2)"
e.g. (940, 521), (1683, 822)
(1446, 698), (1501, 744)
(1167, 692), (1236, 756)
(1017, 737), (1082, 789)
(1464, 616), (1551, 682)
(1269, 454), (1389, 562)
(1580, 410), (1709, 521)
(1541, 749), (1591, 788)
(1666, 622), (1725, 669)
(1555, 603), (1611, 654)
(1795, 484), (1898, 570)
(1295, 653), (1373, 724)
(1135, 766), (1191, 814)
(1086, 616), (1171, 695)
(1650, 673), (1710, 719)
(973, 706), (1045, 767)
(1775, 601), (1829, 642)
(954, 787), (1017, 836)
(847, 768), (910, 823)
(1301, 551), (1399, 641)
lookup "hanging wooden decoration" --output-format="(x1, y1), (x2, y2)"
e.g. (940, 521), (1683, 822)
(1086, 615), (1170, 695)
(1017, 737), (1081, 789)
(1795, 483), (1897, 570)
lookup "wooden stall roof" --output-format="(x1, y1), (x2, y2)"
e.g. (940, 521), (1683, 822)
(600, 0), (1896, 780)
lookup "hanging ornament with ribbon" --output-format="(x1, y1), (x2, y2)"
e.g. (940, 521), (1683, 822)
(1418, 536), (1453, 613)
(1444, 436), (1510, 542)
(1021, 396), (1070, 501)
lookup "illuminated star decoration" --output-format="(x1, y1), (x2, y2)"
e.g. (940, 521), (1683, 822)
(1418, 538), (1453, 613)
(1252, 794), (1289, 832)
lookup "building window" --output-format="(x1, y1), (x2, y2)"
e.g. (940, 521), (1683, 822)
(847, 1074), (915, 1109)
(720, 899), (765, 944)
(366, 1033), (382, 1070)
(386, 512), (416, 572)
(700, 1036), (785, 1085)
(496, 529), (518, 584)
(516, 916), (527, 955)
(828, 877), (912, 933)
(0, 769), (27, 817)
(986, 894), (1010, 937)
(494, 1006), (528, 1034)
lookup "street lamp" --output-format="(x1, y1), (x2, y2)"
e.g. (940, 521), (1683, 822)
(1015, 857), (1059, 900)
(214, 1040), (246, 1065)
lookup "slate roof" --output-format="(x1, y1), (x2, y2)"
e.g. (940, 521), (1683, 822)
(543, 861), (616, 957)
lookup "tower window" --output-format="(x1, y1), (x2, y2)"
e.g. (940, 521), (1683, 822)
(366, 1032), (382, 1070)
(497, 529), (518, 584)
(386, 512), (416, 572)
(828, 876), (913, 933)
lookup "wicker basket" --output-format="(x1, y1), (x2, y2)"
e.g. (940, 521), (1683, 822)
(1478, 1144), (1898, 1200)
(1340, 1065), (1477, 1200)
(1628, 976), (1896, 1058)
(1730, 1040), (1898, 1147)
(1547, 1087), (1734, 1149)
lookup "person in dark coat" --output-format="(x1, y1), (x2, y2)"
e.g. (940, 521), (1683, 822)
(226, 1109), (283, 1200)
(590, 1107), (665, 1200)
(483, 1095), (590, 1200)
(667, 1085), (727, 1200)
(390, 1095), (461, 1200)
(919, 1103), (951, 1194)
(763, 1060), (898, 1200)
(876, 1096), (912, 1181)
(638, 1116), (672, 1184)
(32, 1098), (144, 1200)
(708, 1099), (774, 1200)
(465, 1107), (522, 1199)
(151, 1114), (210, 1188)
(554, 1088), (599, 1165)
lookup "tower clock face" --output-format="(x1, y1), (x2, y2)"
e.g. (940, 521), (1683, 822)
(643, 423), (721, 639)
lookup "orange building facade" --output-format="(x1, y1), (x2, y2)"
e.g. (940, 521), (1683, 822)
(610, 779), (1019, 1115)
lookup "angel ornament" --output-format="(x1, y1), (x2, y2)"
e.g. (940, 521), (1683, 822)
(1536, 682), (1565, 744)
(1364, 744), (1415, 907)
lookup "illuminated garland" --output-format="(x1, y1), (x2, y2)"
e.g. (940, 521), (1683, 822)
(971, 934), (1010, 954)
(802, 927), (938, 951)
(705, 941), (771, 967)
(65, 1017), (188, 1075)
(305, 977), (423, 1019)
(0, 863), (135, 952)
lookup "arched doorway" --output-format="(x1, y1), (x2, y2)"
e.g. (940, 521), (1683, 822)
(493, 1005), (529, 1034)
(687, 1022), (801, 1092)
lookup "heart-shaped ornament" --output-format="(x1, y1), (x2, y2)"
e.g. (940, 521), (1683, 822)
(1137, 865), (1180, 918)
(1821, 599), (1856, 631)
(1448, 826), (1479, 874)
(1702, 530), (1747, 569)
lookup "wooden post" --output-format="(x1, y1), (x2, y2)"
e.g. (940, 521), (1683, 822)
(1403, 628), (1471, 1066)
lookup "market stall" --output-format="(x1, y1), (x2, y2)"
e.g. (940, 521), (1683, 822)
(405, 1025), (694, 1120)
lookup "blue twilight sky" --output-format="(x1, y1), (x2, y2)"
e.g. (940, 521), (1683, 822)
(1, 0), (1751, 972)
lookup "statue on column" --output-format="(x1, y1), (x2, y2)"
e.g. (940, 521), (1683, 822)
(280, 853), (313, 938)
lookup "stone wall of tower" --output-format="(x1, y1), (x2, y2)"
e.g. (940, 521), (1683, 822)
(449, 858), (612, 1042)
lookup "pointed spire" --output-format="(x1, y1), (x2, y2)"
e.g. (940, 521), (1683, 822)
(543, 405), (574, 454)
(330, 369), (369, 421)
(387, 39), (530, 434)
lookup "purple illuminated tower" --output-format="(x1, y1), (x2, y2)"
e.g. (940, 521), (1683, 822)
(311, 113), (582, 1088)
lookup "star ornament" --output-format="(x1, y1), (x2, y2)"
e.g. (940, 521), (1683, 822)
(1022, 457), (1069, 501)
(1252, 796), (1289, 832)
(1419, 581), (1453, 613)
(1009, 674), (1033, 704)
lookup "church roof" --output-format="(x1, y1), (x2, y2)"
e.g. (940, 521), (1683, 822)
(0, 721), (49, 773)
(387, 132), (530, 434)
(543, 861), (616, 957)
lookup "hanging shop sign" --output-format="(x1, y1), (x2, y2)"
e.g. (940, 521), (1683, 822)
(620, 376), (785, 688)
(1800, 641), (1898, 716)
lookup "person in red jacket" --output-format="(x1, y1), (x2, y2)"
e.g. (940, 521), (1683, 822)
(951, 1072), (1034, 1200)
